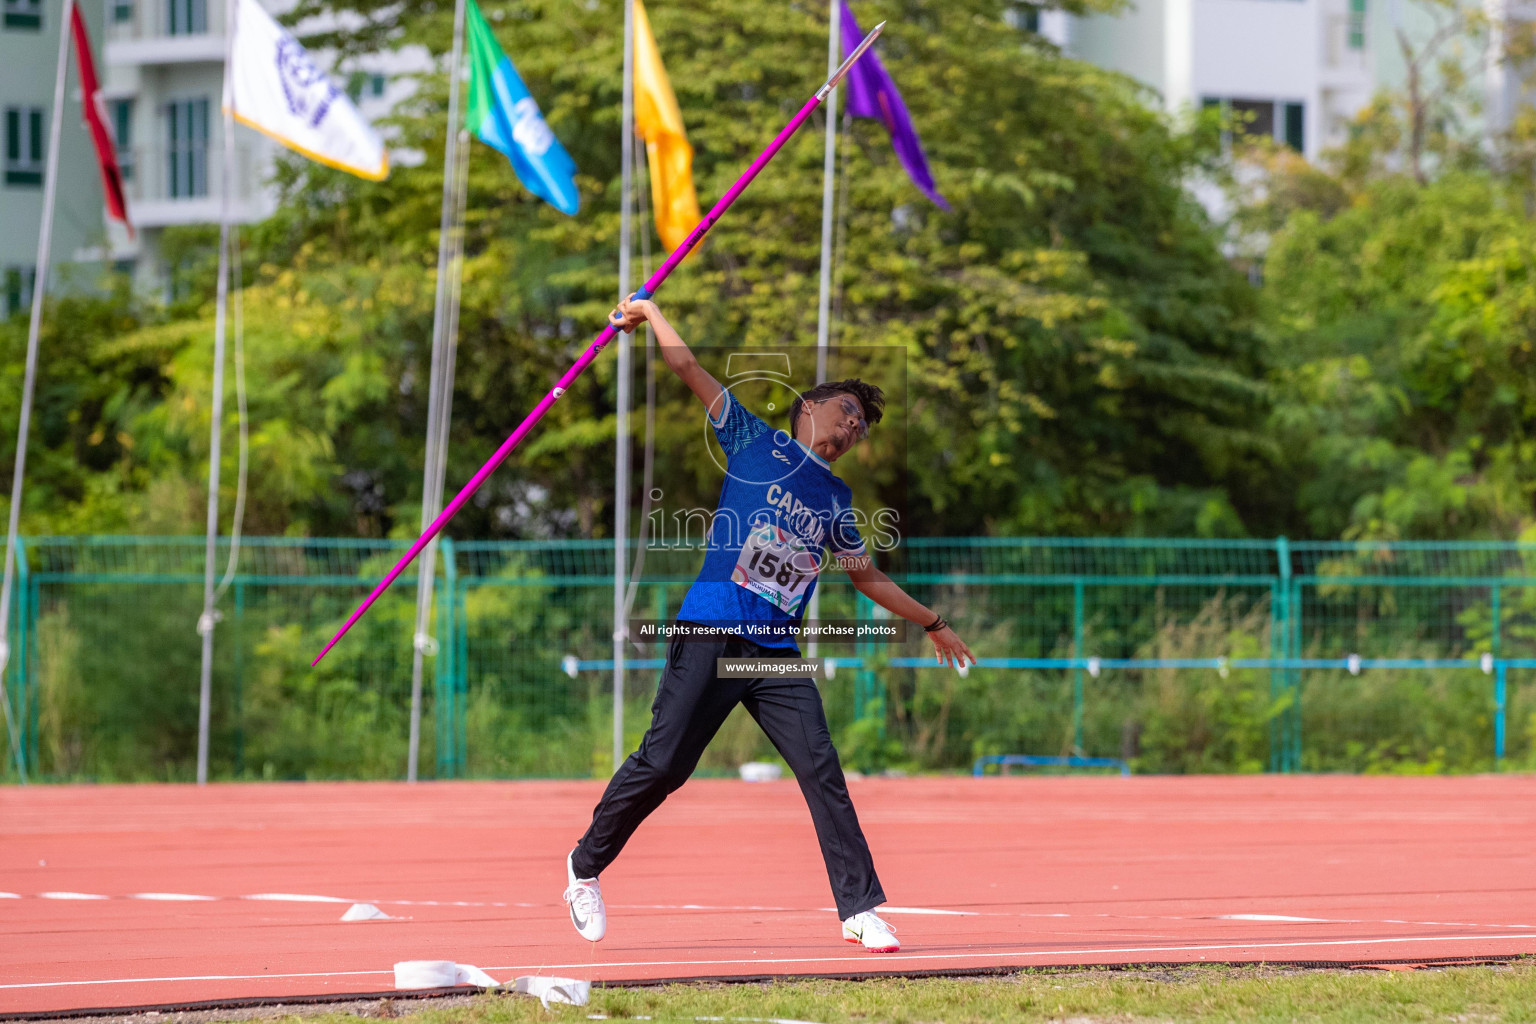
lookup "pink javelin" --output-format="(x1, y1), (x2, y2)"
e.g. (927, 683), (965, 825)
(313, 22), (887, 665)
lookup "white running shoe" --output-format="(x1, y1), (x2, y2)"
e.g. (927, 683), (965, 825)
(563, 850), (606, 941)
(842, 910), (899, 953)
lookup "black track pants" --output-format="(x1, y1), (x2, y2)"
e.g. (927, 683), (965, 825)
(570, 624), (886, 920)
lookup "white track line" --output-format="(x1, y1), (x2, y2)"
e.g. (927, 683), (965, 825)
(243, 894), (351, 903)
(131, 893), (218, 902)
(1212, 914), (1536, 930)
(8, 893), (1535, 933)
(4, 934), (1534, 991)
(1218, 914), (1328, 922)
(37, 892), (109, 900)
(0, 969), (394, 991)
(621, 905), (973, 916)
(378, 900), (540, 908)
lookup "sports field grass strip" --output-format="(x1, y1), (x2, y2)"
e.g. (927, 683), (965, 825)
(227, 961), (1536, 1024)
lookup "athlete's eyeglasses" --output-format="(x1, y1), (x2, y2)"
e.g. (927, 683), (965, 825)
(818, 396), (868, 441)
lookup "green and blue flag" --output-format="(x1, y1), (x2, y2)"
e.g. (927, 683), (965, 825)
(465, 0), (579, 215)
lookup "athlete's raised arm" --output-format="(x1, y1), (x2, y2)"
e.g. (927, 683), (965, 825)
(609, 295), (725, 422)
(843, 558), (975, 669)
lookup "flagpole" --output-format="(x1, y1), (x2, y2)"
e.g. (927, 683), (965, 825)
(408, 0), (470, 783)
(311, 21), (887, 664)
(815, 0), (840, 383)
(0, 0), (74, 783)
(613, 0), (637, 775)
(196, 0), (238, 785)
(806, 0), (840, 661)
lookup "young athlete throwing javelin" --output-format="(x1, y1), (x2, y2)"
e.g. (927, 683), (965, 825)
(563, 295), (975, 953)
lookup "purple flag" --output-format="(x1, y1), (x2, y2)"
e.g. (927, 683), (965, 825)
(839, 0), (949, 210)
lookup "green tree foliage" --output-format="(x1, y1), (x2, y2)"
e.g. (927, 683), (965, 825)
(2, 0), (1268, 543)
(1251, 107), (1536, 541)
(1262, 173), (1536, 539)
(1230, 0), (1536, 542)
(0, 286), (167, 534)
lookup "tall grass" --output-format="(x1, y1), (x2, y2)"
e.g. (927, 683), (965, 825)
(877, 591), (1508, 775)
(2, 588), (1517, 781)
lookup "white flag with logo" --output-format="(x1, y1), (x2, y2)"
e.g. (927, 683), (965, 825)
(225, 0), (388, 180)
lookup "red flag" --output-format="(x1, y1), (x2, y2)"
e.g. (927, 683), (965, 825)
(70, 4), (132, 238)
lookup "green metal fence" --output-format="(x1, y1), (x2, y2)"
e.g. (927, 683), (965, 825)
(2, 536), (1531, 782)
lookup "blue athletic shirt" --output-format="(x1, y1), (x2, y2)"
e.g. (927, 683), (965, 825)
(675, 390), (868, 648)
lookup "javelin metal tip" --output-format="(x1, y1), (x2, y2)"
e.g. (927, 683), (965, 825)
(818, 20), (886, 99)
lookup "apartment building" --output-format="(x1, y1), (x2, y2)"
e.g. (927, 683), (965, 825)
(1063, 0), (1377, 162)
(101, 0), (269, 288)
(4, 1), (1485, 307)
(102, 0), (418, 292)
(0, 0), (417, 303)
(0, 0), (107, 318)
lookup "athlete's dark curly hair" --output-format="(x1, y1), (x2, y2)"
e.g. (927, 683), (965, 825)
(789, 378), (886, 439)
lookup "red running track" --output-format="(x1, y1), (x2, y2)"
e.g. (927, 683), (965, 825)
(3, 776), (1535, 1014)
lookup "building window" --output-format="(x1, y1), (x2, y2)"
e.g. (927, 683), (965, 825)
(4, 265), (35, 319)
(1348, 0), (1366, 50)
(112, 0), (135, 24)
(1230, 99), (1275, 140)
(1204, 97), (1305, 154)
(5, 107), (44, 187)
(112, 99), (135, 181)
(166, 97), (209, 198)
(346, 72), (388, 102)
(1003, 2), (1040, 32)
(1283, 101), (1305, 152)
(3, 0), (42, 30)
(166, 0), (206, 36)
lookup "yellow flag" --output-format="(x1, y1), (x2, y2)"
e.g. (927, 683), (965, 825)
(633, 0), (701, 251)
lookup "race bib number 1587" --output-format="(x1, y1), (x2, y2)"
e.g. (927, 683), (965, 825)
(731, 520), (818, 615)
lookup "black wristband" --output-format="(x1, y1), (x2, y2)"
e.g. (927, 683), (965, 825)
(923, 614), (948, 633)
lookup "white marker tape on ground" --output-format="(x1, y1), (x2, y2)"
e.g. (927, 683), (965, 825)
(393, 961), (498, 989)
(0, 968), (394, 991)
(243, 893), (351, 903)
(6, 933), (1534, 992)
(1218, 914), (1329, 922)
(17, 887), (1536, 932)
(38, 892), (109, 900)
(131, 893), (218, 902)
(14, 890), (1534, 935)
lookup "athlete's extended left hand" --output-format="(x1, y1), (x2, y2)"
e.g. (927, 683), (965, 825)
(929, 625), (975, 670)
(608, 293), (657, 334)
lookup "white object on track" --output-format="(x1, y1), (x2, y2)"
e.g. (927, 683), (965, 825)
(511, 975), (589, 1006)
(739, 761), (783, 782)
(393, 960), (499, 989)
(340, 902), (395, 921)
